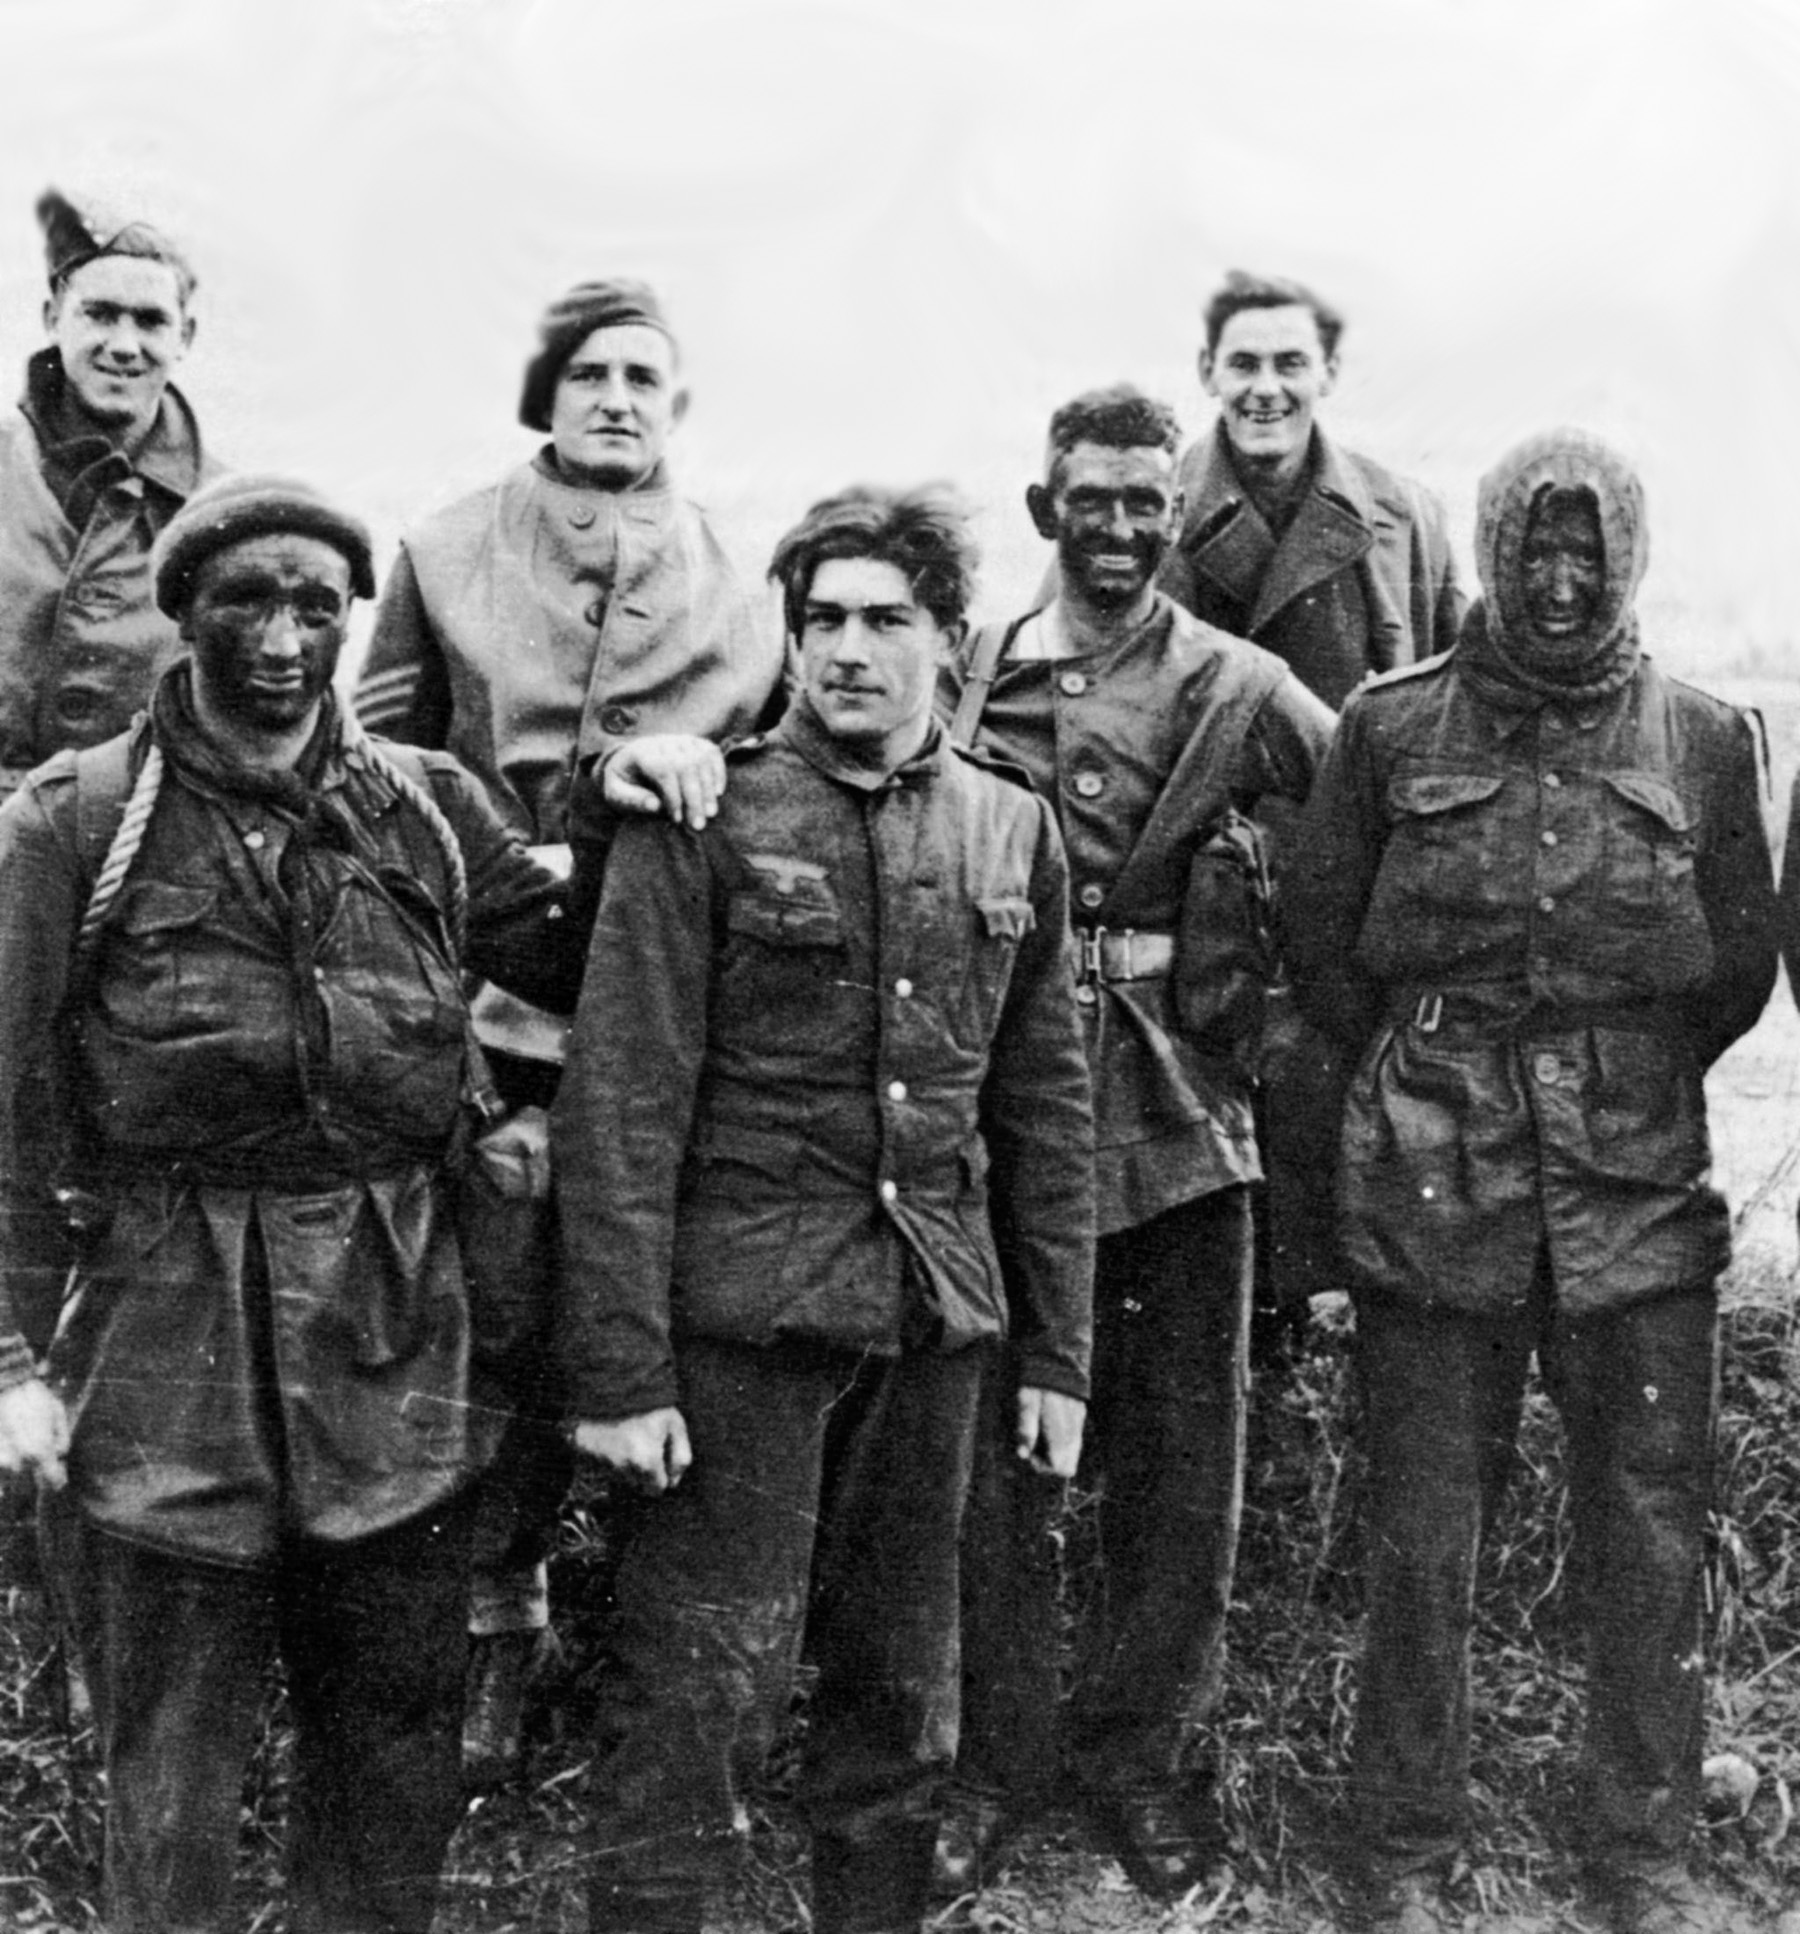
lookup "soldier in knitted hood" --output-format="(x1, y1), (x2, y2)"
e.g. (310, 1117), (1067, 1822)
(1285, 429), (1777, 1934)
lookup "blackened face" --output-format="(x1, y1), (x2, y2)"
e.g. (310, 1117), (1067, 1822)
(1029, 441), (1182, 613)
(1519, 490), (1606, 643)
(180, 534), (352, 733)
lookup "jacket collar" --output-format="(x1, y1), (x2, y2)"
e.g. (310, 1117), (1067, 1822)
(781, 697), (945, 793)
(20, 346), (205, 522)
(1176, 421), (1377, 634)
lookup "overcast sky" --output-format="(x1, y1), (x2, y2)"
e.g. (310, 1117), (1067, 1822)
(2, 0), (1796, 659)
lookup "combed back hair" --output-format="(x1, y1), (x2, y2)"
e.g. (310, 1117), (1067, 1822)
(58, 225), (199, 309)
(1044, 386), (1181, 484)
(768, 486), (979, 636)
(1202, 269), (1343, 359)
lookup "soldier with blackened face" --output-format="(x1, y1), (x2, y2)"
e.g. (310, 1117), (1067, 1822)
(1285, 430), (1777, 1934)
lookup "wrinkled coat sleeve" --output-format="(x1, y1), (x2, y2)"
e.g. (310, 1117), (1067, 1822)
(1280, 696), (1388, 1053)
(0, 776), (82, 1375)
(1694, 719), (1776, 1065)
(415, 752), (586, 1015)
(980, 800), (1095, 1401)
(552, 816), (711, 1422)
(1237, 674), (1336, 810)
(355, 545), (453, 747)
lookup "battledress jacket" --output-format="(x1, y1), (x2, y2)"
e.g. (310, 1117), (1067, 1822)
(552, 703), (1096, 1425)
(937, 595), (1335, 1237)
(0, 349), (222, 796)
(0, 684), (581, 1565)
(1284, 650), (1776, 1314)
(1159, 424), (1464, 708)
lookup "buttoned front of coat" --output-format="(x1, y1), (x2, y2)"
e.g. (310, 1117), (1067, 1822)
(553, 706), (1096, 1424)
(1286, 652), (1777, 1314)
(1160, 425), (1463, 709)
(0, 355), (220, 793)
(938, 597), (1334, 1234)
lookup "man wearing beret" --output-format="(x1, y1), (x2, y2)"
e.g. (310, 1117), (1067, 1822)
(0, 188), (222, 801)
(355, 279), (780, 1780)
(0, 474), (582, 1933)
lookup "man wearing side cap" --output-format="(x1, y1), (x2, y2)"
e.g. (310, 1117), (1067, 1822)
(0, 189), (222, 811)
(355, 279), (778, 1781)
(0, 475), (582, 1933)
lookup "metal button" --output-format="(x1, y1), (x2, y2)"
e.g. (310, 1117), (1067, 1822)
(1538, 896), (1555, 914)
(1533, 1053), (1561, 1084)
(585, 600), (604, 627)
(598, 704), (635, 735)
(313, 966), (326, 982)
(244, 830), (266, 851)
(1075, 984), (1098, 1006)
(1544, 772), (1562, 789)
(887, 1080), (907, 1102)
(894, 978), (914, 998)
(1059, 671), (1088, 697)
(879, 1179), (898, 1203)
(1544, 715), (1565, 732)
(1078, 883), (1105, 909)
(1541, 830), (1558, 848)
(568, 504), (597, 529)
(1074, 773), (1104, 798)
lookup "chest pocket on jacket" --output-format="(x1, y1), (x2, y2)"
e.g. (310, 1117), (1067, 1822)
(1601, 773), (1696, 919)
(96, 883), (225, 1041)
(1383, 771), (1510, 907)
(720, 889), (852, 1046)
(958, 894), (1034, 1041)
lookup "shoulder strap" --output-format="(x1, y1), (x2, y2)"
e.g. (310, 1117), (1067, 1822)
(948, 621), (1013, 747)
(73, 735), (136, 882)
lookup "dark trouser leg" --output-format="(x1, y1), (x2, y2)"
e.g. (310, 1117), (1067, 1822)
(950, 1342), (1064, 1801)
(1350, 1294), (1532, 1868)
(586, 1342), (844, 1931)
(1545, 1285), (1716, 1867)
(1066, 1186), (1251, 1797)
(802, 1345), (983, 1933)
(44, 1502), (272, 1934)
(278, 1491), (477, 1934)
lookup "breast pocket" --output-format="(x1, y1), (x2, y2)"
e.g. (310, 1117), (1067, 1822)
(718, 890), (853, 1047)
(98, 882), (224, 1040)
(957, 894), (1035, 1042)
(1601, 772), (1697, 919)
(1381, 769), (1511, 908)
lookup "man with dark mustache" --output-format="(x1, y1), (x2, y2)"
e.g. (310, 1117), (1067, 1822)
(0, 188), (222, 815)
(355, 277), (779, 1784)
(937, 387), (1333, 1896)
(0, 475), (582, 1933)
(1160, 270), (1465, 1362)
(555, 486), (1094, 1934)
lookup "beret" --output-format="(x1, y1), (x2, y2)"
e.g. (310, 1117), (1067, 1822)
(519, 277), (675, 432)
(153, 474), (378, 617)
(38, 185), (194, 295)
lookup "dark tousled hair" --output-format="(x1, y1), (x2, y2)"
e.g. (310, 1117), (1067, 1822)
(1044, 385), (1181, 483)
(1202, 269), (1344, 360)
(768, 486), (978, 637)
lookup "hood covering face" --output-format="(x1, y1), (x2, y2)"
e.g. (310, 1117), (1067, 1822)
(1463, 427), (1647, 707)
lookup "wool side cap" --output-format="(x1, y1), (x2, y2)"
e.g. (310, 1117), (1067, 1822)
(153, 474), (378, 617)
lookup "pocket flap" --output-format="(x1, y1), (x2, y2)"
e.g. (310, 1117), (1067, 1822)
(727, 892), (845, 948)
(978, 896), (1035, 940)
(1388, 771), (1505, 818)
(117, 882), (216, 934)
(1604, 772), (1693, 834)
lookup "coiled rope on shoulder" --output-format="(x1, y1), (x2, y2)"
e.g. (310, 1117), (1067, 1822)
(72, 722), (470, 972)
(73, 744), (165, 976)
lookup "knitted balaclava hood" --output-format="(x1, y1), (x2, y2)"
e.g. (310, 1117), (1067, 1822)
(1466, 428), (1647, 703)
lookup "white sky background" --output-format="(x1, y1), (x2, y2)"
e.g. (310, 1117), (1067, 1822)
(1, 0), (1797, 671)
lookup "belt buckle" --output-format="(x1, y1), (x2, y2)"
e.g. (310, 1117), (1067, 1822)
(1079, 926), (1107, 983)
(1415, 992), (1444, 1033)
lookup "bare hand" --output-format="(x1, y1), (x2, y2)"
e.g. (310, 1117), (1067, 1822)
(570, 1407), (693, 1494)
(0, 1377), (70, 1491)
(1015, 1386), (1085, 1479)
(601, 736), (727, 831)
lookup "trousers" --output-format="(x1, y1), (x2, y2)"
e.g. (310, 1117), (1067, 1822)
(46, 1491), (474, 1934)
(958, 1186), (1252, 1798)
(1351, 1278), (1717, 1868)
(586, 1337), (984, 1934)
